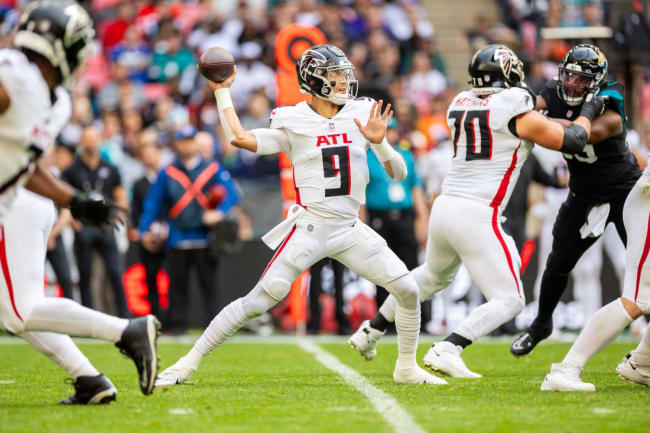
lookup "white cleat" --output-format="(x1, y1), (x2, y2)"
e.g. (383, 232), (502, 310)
(617, 351), (650, 387)
(348, 320), (385, 361)
(154, 360), (197, 386)
(423, 342), (481, 378)
(393, 363), (448, 385)
(540, 363), (595, 392)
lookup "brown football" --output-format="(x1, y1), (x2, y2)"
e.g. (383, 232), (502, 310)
(197, 47), (234, 83)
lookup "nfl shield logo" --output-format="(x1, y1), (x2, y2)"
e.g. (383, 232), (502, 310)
(329, 122), (335, 129)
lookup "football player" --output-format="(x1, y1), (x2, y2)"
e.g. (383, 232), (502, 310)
(156, 44), (447, 386)
(348, 44), (604, 378)
(511, 45), (642, 357)
(541, 150), (650, 391)
(0, 0), (159, 404)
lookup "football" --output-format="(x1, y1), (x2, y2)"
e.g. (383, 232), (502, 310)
(197, 47), (235, 83)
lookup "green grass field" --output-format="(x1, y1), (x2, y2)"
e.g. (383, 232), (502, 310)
(1, 336), (649, 433)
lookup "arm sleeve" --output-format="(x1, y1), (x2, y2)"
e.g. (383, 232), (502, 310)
(383, 153), (408, 181)
(138, 169), (167, 234)
(214, 166), (239, 214)
(251, 128), (291, 155)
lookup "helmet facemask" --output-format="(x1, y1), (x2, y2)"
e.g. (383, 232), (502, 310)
(313, 65), (358, 105)
(558, 67), (598, 106)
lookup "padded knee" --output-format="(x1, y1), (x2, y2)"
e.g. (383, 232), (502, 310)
(411, 265), (450, 301)
(386, 275), (419, 310)
(502, 295), (526, 319)
(241, 281), (288, 319)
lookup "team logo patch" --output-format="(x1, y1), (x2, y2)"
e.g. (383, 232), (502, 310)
(494, 48), (515, 79)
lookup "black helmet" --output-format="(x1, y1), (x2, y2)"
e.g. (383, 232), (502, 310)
(296, 44), (358, 105)
(14, 0), (94, 87)
(557, 44), (607, 106)
(468, 44), (525, 95)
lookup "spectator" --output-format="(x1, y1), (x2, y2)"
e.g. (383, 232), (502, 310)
(62, 125), (131, 317)
(149, 28), (196, 84)
(131, 129), (166, 321)
(307, 259), (349, 335)
(138, 125), (239, 334)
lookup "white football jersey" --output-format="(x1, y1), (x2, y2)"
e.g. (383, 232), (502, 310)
(0, 49), (72, 221)
(441, 87), (535, 211)
(253, 99), (376, 220)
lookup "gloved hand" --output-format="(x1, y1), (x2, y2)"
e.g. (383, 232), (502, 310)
(69, 191), (125, 228)
(579, 88), (607, 121)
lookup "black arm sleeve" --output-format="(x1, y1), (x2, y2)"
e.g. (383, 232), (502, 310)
(560, 124), (588, 155)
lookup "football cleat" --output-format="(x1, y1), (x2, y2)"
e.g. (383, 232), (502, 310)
(393, 362), (448, 385)
(155, 358), (197, 386)
(617, 351), (650, 387)
(59, 374), (117, 405)
(510, 323), (553, 357)
(115, 315), (161, 395)
(423, 342), (481, 378)
(540, 363), (595, 392)
(348, 320), (385, 361)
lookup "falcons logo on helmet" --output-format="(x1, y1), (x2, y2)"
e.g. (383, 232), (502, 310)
(494, 48), (515, 79)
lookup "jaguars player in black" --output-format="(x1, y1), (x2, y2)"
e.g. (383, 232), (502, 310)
(511, 44), (642, 356)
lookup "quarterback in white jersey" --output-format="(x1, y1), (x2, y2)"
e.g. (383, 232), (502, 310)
(348, 44), (605, 378)
(157, 44), (445, 386)
(0, 1), (159, 405)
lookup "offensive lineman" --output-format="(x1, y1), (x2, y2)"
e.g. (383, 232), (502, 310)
(541, 150), (650, 391)
(0, 0), (159, 404)
(348, 44), (604, 378)
(511, 45), (642, 357)
(156, 44), (446, 386)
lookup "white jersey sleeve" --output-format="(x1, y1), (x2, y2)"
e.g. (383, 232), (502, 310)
(252, 107), (292, 155)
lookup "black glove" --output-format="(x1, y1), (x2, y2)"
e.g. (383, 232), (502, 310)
(69, 191), (124, 228)
(579, 89), (607, 121)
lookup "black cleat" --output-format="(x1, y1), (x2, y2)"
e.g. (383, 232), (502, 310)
(115, 315), (161, 395)
(59, 374), (117, 405)
(510, 324), (553, 357)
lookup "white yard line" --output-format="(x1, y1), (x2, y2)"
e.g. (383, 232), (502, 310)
(297, 338), (427, 433)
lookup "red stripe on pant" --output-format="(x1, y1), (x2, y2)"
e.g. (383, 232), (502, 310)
(0, 226), (22, 321)
(634, 212), (650, 302)
(491, 207), (521, 297)
(259, 225), (297, 281)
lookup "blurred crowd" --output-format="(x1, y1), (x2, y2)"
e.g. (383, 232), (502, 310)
(1, 0), (649, 335)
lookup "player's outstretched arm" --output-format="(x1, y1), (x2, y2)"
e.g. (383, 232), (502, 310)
(516, 93), (605, 153)
(207, 67), (258, 153)
(25, 158), (76, 205)
(542, 109), (622, 144)
(355, 100), (408, 180)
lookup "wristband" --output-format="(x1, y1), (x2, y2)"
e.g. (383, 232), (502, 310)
(371, 137), (397, 163)
(214, 88), (234, 110)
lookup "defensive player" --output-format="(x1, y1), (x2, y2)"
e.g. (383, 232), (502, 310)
(348, 44), (604, 378)
(0, 0), (159, 404)
(156, 44), (446, 386)
(541, 151), (650, 391)
(511, 45), (642, 356)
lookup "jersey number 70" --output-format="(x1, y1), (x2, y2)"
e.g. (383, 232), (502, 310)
(448, 110), (493, 161)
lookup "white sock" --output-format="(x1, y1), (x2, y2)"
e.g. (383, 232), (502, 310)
(454, 296), (523, 342)
(563, 299), (633, 368)
(20, 332), (100, 379)
(635, 321), (650, 357)
(394, 304), (420, 369)
(378, 295), (397, 323)
(24, 297), (129, 343)
(193, 299), (248, 358)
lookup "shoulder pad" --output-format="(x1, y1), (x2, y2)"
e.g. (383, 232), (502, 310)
(496, 87), (535, 117)
(269, 105), (292, 129)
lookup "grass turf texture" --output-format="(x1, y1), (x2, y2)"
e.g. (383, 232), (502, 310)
(0, 338), (648, 433)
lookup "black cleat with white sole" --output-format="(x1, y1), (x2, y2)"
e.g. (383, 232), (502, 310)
(115, 315), (161, 395)
(510, 323), (552, 357)
(59, 374), (117, 405)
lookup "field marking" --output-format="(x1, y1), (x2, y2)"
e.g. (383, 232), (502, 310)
(297, 338), (427, 433)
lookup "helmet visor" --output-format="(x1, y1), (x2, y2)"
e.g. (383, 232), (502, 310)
(559, 68), (595, 99)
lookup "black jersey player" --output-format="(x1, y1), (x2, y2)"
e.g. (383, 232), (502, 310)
(511, 44), (642, 356)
